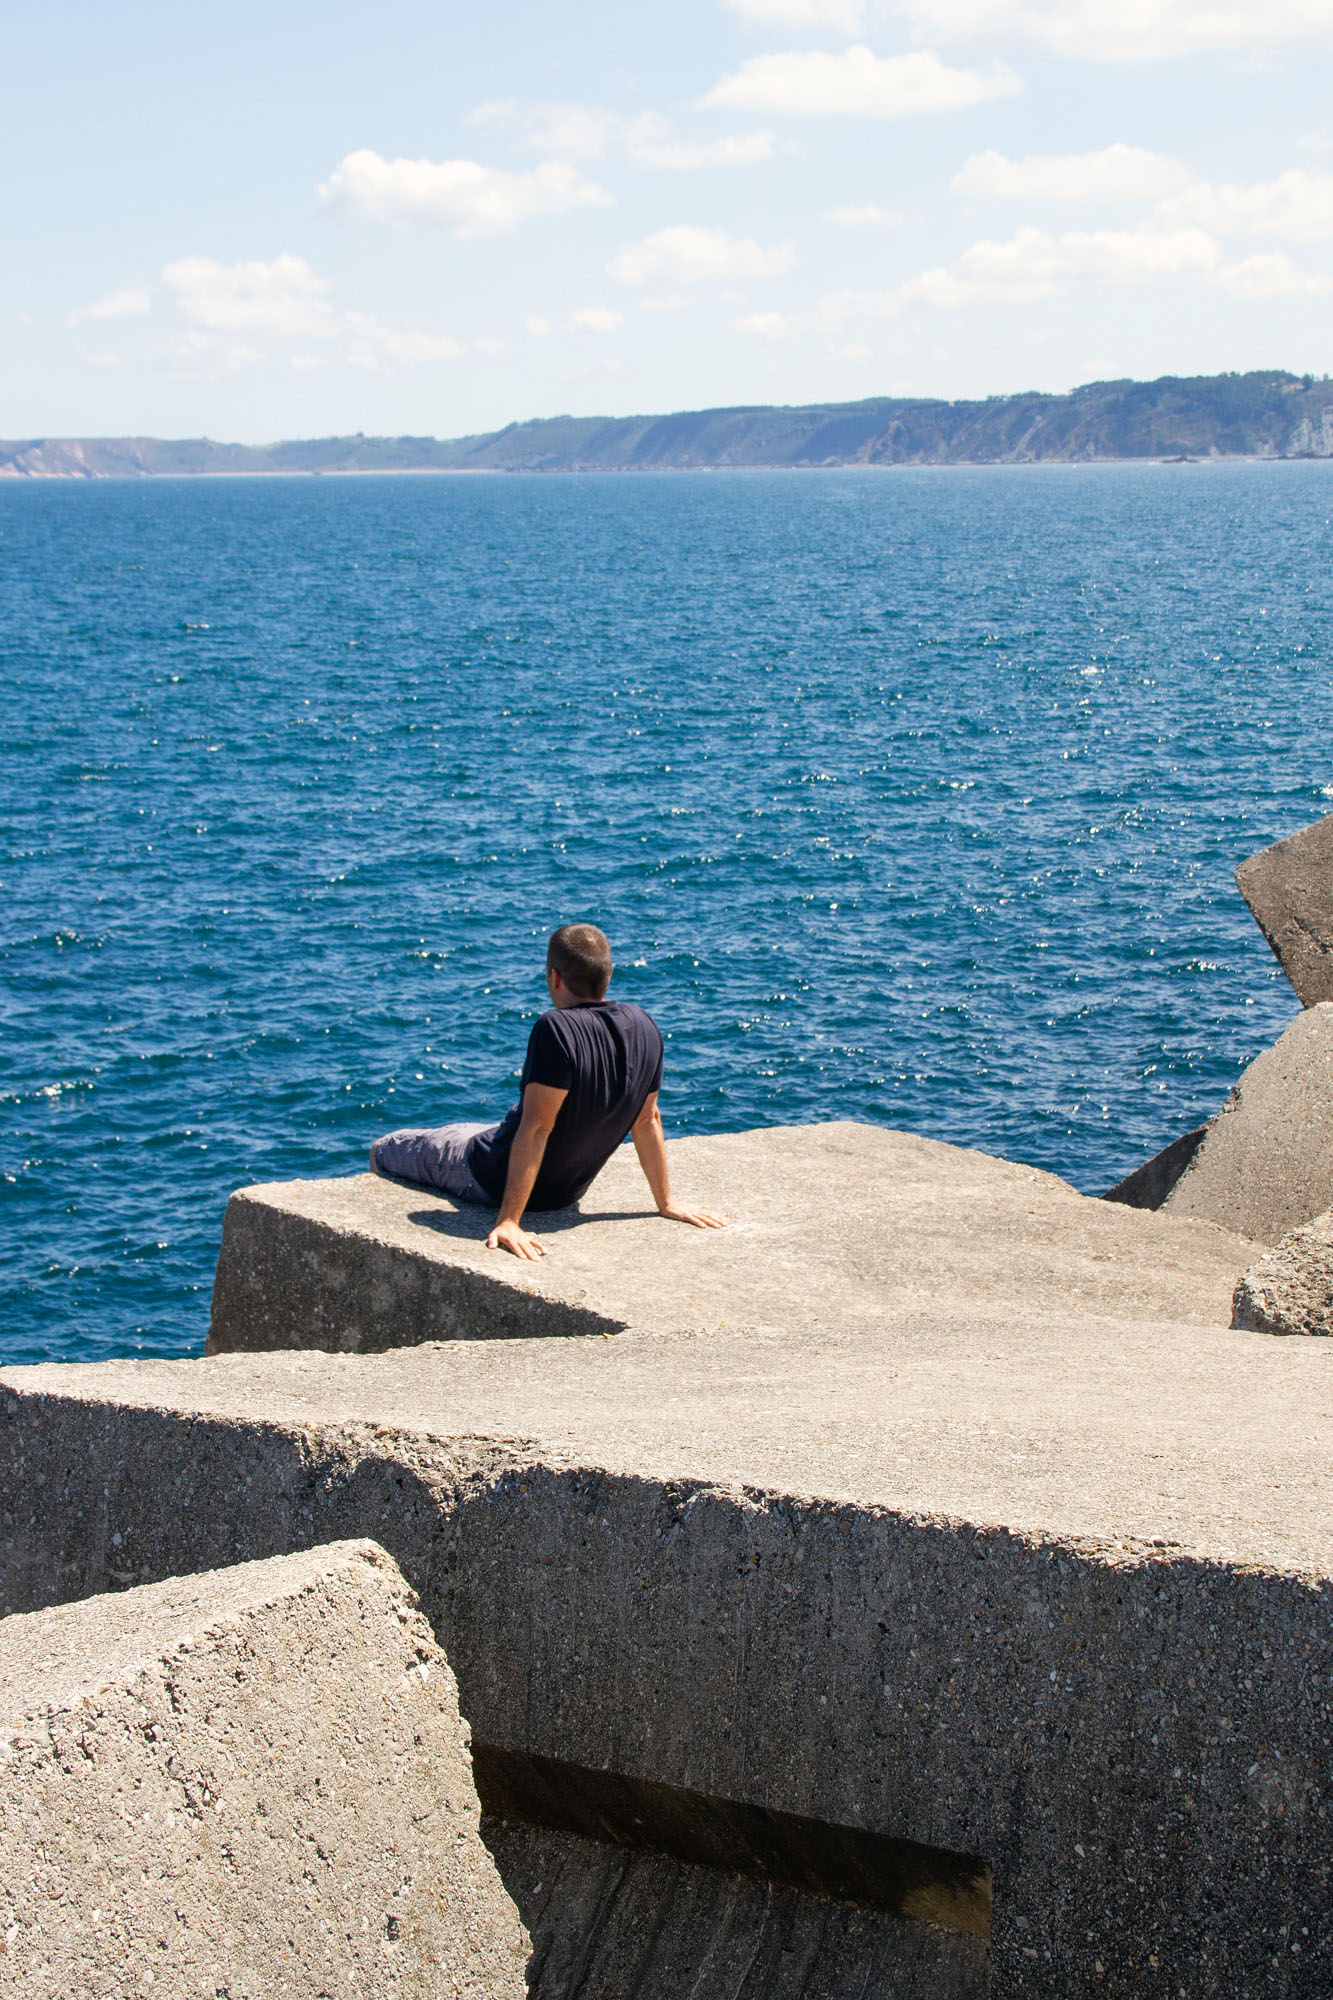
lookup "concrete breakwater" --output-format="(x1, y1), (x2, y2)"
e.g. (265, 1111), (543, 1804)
(1, 1122), (1329, 2000)
(5, 818), (1333, 1998)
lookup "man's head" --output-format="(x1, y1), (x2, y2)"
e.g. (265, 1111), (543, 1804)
(546, 922), (612, 1003)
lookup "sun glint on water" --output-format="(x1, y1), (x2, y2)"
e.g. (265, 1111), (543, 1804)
(3, 462), (1331, 1363)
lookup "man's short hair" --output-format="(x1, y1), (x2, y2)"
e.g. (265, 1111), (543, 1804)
(547, 923), (612, 1000)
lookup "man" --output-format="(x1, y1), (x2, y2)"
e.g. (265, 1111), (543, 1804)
(370, 922), (727, 1260)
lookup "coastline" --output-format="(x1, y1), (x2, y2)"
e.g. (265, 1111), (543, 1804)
(3, 452), (1331, 481)
(5, 368), (1331, 480)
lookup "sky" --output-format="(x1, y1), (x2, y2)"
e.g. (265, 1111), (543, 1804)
(7, 0), (1333, 442)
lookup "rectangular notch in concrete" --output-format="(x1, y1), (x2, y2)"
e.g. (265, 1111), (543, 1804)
(472, 1743), (991, 1940)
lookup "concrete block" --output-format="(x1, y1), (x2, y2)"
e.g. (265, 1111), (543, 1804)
(207, 1174), (623, 1352)
(207, 1123), (1256, 1354)
(1236, 812), (1333, 1005)
(1164, 1005), (1333, 1243)
(1233, 1207), (1333, 1336)
(1100, 1122), (1210, 1208)
(0, 1541), (529, 2000)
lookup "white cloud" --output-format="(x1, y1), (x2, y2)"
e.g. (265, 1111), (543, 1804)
(571, 305), (625, 331)
(826, 202), (905, 224)
(1214, 251), (1332, 296)
(953, 144), (1191, 201)
(883, 221), (1328, 308)
(1157, 170), (1333, 242)
(469, 99), (774, 172)
(343, 315), (463, 369)
(71, 286), (151, 323)
(704, 44), (1021, 116)
(626, 117), (776, 169)
(162, 255), (335, 336)
(96, 254), (462, 378)
(317, 149), (612, 238)
(899, 224), (1221, 304)
(468, 97), (519, 127)
(524, 102), (623, 161)
(893, 0), (1333, 61)
(609, 224), (795, 284)
(725, 0), (869, 28)
(735, 310), (797, 338)
(526, 315), (553, 336)
(749, 287), (905, 334)
(165, 328), (268, 377)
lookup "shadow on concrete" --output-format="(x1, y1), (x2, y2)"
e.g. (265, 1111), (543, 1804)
(401, 1202), (492, 1240)
(405, 1205), (650, 1240)
(482, 1818), (989, 2000)
(473, 1744), (991, 1933)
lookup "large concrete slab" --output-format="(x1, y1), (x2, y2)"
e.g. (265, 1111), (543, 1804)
(1164, 1005), (1333, 1243)
(0, 1541), (529, 2000)
(7, 1319), (1333, 1995)
(208, 1122), (1257, 1353)
(2, 1125), (1327, 1998)
(1237, 812), (1333, 1005)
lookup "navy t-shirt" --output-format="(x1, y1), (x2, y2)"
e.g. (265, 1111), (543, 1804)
(466, 1000), (664, 1210)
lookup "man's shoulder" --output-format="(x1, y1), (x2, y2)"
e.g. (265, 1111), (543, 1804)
(532, 1000), (661, 1039)
(613, 1000), (663, 1041)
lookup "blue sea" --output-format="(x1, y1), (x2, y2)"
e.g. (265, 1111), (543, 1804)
(3, 463), (1331, 1366)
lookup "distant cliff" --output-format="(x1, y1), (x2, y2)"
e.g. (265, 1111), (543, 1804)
(5, 370), (1332, 478)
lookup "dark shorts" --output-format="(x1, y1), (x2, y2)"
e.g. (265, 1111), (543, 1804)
(370, 1121), (497, 1205)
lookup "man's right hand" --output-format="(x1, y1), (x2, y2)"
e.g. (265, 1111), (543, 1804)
(658, 1203), (730, 1230)
(487, 1217), (548, 1260)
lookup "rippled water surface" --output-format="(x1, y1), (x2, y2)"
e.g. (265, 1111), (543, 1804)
(4, 463), (1332, 1364)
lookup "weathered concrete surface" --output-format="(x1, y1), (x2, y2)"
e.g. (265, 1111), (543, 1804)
(209, 1174), (624, 1351)
(7, 1297), (1333, 1993)
(1164, 1006), (1333, 1243)
(208, 1122), (1257, 1353)
(0, 1541), (529, 2000)
(1236, 812), (1333, 1005)
(1100, 1121), (1210, 1208)
(1233, 1206), (1333, 1337)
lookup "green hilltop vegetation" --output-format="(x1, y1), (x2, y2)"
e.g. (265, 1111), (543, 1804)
(3, 370), (1331, 478)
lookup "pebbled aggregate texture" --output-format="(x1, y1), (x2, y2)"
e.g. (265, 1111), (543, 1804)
(1234, 1205), (1333, 1336)
(0, 1540), (529, 2000)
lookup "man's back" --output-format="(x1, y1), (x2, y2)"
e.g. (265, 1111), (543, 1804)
(467, 1000), (663, 1210)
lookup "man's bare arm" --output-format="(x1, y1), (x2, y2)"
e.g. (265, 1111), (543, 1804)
(631, 1094), (729, 1230)
(487, 1082), (568, 1260)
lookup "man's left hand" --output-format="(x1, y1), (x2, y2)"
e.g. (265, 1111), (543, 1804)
(488, 1218), (548, 1259)
(658, 1204), (730, 1230)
